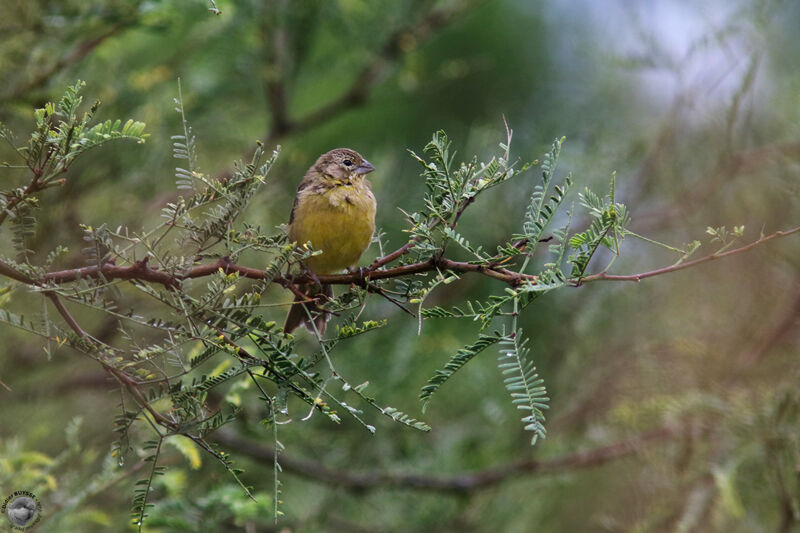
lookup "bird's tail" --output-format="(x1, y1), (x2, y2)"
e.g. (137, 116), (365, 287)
(283, 283), (333, 335)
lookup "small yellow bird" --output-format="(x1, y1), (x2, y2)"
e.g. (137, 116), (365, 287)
(284, 148), (376, 334)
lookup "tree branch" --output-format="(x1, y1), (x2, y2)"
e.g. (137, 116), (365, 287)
(40, 253), (539, 290)
(636, 141), (800, 231)
(30, 225), (800, 298)
(736, 279), (800, 366)
(34, 224), (800, 295)
(261, 0), (479, 145)
(577, 226), (800, 284)
(0, 259), (36, 284)
(209, 0), (480, 182)
(5, 22), (132, 101)
(43, 256), (181, 289)
(215, 424), (693, 493)
(44, 290), (177, 429)
(261, 0), (292, 135)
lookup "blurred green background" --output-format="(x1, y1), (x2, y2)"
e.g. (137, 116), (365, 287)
(1, 0), (799, 531)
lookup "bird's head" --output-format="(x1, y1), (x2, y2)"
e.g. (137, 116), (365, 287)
(314, 148), (374, 182)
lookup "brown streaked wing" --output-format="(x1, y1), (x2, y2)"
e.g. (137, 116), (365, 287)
(288, 178), (312, 225)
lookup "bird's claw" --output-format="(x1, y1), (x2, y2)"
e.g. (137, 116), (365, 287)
(297, 266), (322, 289)
(347, 266), (370, 286)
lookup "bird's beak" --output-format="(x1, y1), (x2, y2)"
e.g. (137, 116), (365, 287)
(356, 159), (375, 175)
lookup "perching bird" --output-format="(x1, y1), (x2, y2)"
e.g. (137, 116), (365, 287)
(283, 148), (376, 334)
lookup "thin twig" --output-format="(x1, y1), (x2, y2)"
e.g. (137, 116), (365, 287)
(44, 291), (177, 429)
(0, 169), (49, 226)
(577, 226), (800, 284)
(368, 240), (417, 270)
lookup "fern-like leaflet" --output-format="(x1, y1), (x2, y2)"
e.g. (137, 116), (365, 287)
(420, 331), (505, 410)
(498, 330), (548, 445)
(568, 176), (629, 278)
(518, 137), (573, 259)
(131, 437), (165, 531)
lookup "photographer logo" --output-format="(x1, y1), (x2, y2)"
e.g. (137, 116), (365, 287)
(1, 491), (42, 531)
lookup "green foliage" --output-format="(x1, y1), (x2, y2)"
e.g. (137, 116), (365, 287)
(131, 437), (165, 530)
(518, 136), (573, 256)
(569, 175), (630, 278)
(419, 331), (504, 410)
(0, 418), (128, 529)
(144, 484), (274, 532)
(7, 80), (147, 176)
(0, 80), (147, 264)
(0, 74), (797, 532)
(497, 330), (548, 445)
(404, 129), (534, 260)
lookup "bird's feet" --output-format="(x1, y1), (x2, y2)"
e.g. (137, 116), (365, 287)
(347, 266), (370, 287)
(294, 266), (323, 289)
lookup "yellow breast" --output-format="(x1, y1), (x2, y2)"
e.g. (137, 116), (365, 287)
(288, 180), (376, 274)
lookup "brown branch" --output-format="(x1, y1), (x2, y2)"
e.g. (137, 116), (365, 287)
(261, 1), (292, 135)
(45, 292), (93, 339)
(736, 279), (800, 366)
(34, 225), (800, 294)
(106, 363), (176, 429)
(260, 0), (479, 145)
(636, 141), (800, 231)
(44, 256), (181, 289)
(40, 253), (538, 290)
(5, 22), (132, 101)
(215, 424), (692, 493)
(44, 290), (177, 429)
(578, 226), (800, 284)
(368, 240), (417, 270)
(0, 259), (36, 284)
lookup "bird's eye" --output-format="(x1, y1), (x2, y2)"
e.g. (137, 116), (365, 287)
(342, 159), (353, 167)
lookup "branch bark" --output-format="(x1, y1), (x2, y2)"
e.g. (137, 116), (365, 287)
(286, 2), (474, 138)
(44, 290), (178, 430)
(636, 141), (800, 231)
(40, 253), (539, 290)
(258, 0), (480, 147)
(5, 22), (132, 101)
(261, 0), (292, 136)
(577, 226), (800, 284)
(33, 225), (800, 294)
(215, 424), (694, 493)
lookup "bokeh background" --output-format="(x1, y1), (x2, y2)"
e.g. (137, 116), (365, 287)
(1, 0), (799, 531)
